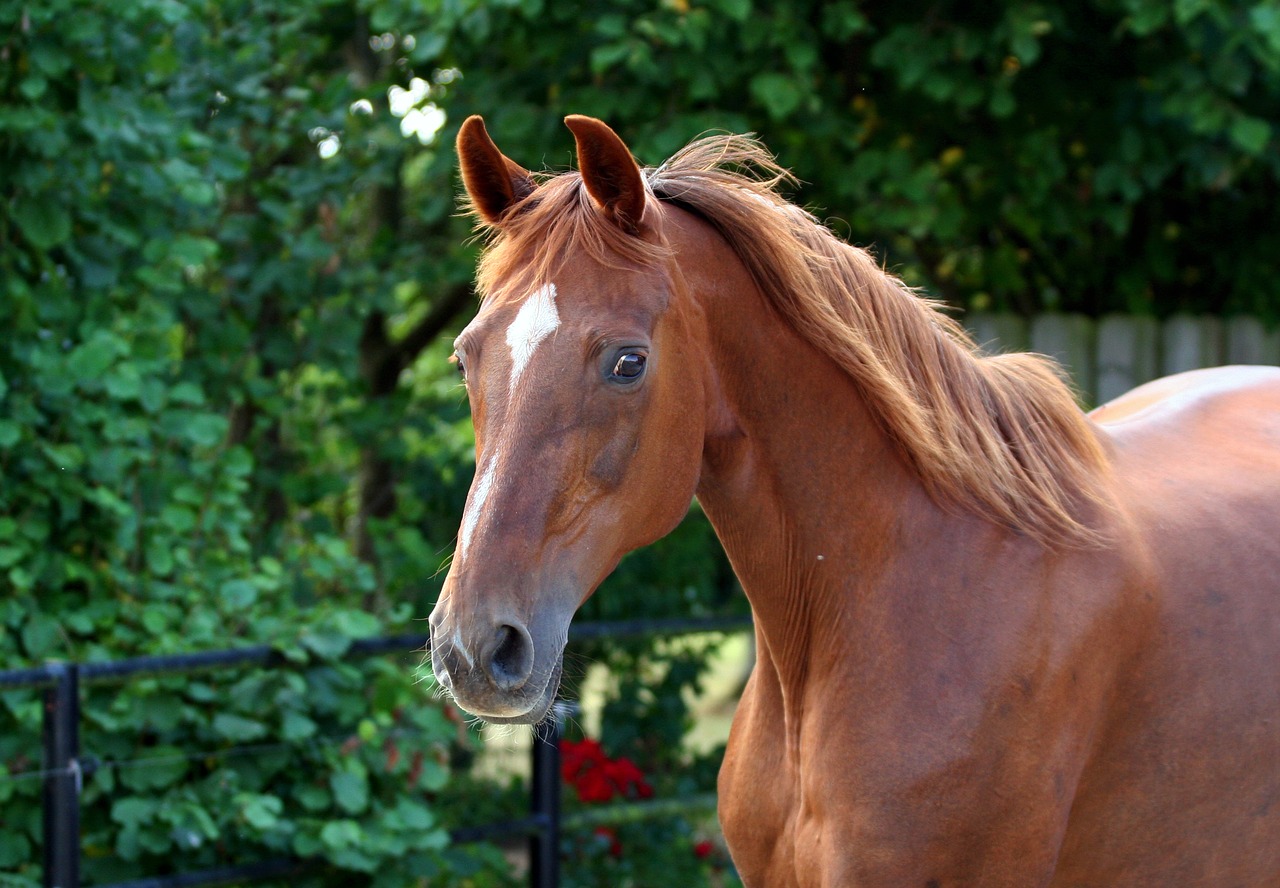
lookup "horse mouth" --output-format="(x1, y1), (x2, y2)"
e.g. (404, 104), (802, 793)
(459, 659), (563, 726)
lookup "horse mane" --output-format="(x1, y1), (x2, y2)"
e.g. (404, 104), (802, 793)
(471, 135), (1112, 548)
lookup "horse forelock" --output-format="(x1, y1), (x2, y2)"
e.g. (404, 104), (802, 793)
(470, 173), (671, 305)
(466, 133), (1112, 548)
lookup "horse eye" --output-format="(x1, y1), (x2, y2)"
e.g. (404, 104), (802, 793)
(452, 353), (466, 380)
(611, 352), (647, 381)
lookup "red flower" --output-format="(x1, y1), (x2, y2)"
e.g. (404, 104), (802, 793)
(603, 756), (653, 799)
(560, 738), (606, 783)
(694, 840), (715, 859)
(604, 756), (642, 785)
(575, 767), (616, 803)
(559, 737), (653, 803)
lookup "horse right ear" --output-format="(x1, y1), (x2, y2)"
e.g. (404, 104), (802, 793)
(457, 116), (534, 225)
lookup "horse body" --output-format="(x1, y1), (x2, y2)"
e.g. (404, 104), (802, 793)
(431, 114), (1280, 886)
(702, 271), (1280, 884)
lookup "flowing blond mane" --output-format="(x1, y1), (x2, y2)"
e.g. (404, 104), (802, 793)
(471, 135), (1112, 547)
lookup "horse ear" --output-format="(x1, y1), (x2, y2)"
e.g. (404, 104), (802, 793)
(457, 115), (534, 225)
(564, 115), (647, 233)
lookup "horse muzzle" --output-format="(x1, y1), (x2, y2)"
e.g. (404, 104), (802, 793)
(428, 611), (565, 725)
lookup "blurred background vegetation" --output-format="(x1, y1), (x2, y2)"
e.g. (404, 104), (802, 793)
(2, 0), (1277, 884)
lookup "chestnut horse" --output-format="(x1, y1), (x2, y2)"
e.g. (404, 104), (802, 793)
(429, 114), (1280, 886)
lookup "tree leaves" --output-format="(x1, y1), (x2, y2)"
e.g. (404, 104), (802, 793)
(330, 765), (370, 814)
(211, 713), (269, 743)
(750, 73), (804, 120)
(0, 7), (483, 879)
(1230, 114), (1273, 154)
(10, 199), (71, 250)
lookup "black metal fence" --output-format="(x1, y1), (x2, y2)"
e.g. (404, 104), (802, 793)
(0, 615), (751, 888)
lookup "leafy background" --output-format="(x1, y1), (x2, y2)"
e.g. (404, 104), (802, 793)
(1, 0), (1277, 884)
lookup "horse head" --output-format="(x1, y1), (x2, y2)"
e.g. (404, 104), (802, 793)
(428, 116), (708, 724)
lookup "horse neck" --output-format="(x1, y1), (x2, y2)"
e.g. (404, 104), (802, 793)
(669, 211), (949, 677)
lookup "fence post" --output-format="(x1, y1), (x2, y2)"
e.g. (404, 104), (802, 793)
(1030, 313), (1097, 402)
(529, 705), (564, 888)
(1096, 314), (1159, 406)
(1162, 314), (1223, 376)
(42, 663), (80, 888)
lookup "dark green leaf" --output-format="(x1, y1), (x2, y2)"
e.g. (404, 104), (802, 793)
(750, 73), (802, 119)
(11, 198), (71, 250)
(330, 767), (370, 814)
(211, 712), (268, 742)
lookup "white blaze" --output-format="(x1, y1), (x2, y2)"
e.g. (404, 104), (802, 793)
(456, 283), (560, 561)
(505, 283), (560, 389)
(458, 457), (495, 560)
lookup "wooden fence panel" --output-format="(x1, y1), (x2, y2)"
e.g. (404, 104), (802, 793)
(1096, 315), (1160, 405)
(1162, 314), (1223, 376)
(964, 313), (1276, 406)
(1029, 314), (1095, 400)
(966, 313), (1029, 354)
(1225, 316), (1280, 365)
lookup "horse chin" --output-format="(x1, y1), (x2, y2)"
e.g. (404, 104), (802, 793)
(469, 659), (563, 727)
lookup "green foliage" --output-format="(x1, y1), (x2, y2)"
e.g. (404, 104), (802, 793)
(76, 659), (462, 884)
(403, 0), (1279, 320)
(0, 0), (490, 882)
(561, 814), (737, 888)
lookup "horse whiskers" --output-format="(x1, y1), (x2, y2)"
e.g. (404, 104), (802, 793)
(430, 555), (454, 580)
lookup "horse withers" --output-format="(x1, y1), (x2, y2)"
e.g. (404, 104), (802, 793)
(428, 114), (1280, 887)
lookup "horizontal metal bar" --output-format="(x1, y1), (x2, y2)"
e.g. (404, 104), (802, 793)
(80, 645), (281, 682)
(1, 615), (751, 689)
(0, 662), (60, 691)
(450, 814), (549, 844)
(348, 632), (432, 658)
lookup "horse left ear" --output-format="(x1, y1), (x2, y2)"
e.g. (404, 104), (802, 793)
(564, 115), (647, 233)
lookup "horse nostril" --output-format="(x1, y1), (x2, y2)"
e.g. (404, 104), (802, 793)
(487, 623), (535, 692)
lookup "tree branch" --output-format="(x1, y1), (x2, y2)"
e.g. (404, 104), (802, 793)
(393, 282), (475, 371)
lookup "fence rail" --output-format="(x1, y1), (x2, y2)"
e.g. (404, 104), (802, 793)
(966, 312), (1279, 405)
(0, 615), (752, 888)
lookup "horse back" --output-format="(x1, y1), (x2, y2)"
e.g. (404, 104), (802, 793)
(1095, 364), (1280, 577)
(1059, 365), (1280, 885)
